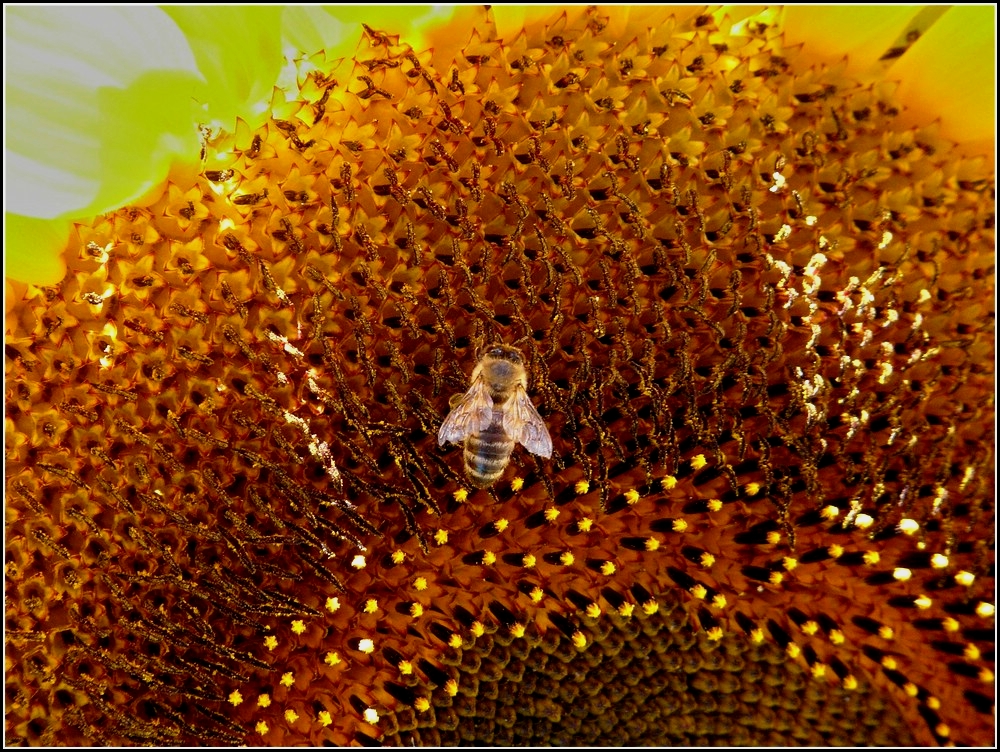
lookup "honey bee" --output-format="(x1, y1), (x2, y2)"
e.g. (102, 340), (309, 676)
(438, 345), (552, 488)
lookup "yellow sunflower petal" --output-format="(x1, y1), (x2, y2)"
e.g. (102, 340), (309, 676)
(160, 6), (284, 128)
(491, 6), (579, 38)
(782, 6), (929, 73)
(278, 6), (460, 86)
(280, 6), (358, 61)
(5, 7), (206, 284)
(891, 5), (996, 155)
(6, 7), (202, 219)
(3, 215), (71, 291)
(315, 5), (458, 52)
(782, 5), (994, 156)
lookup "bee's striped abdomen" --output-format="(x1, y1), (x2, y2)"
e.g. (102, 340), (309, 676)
(463, 417), (514, 488)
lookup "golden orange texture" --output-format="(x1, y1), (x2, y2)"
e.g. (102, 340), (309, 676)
(5, 6), (994, 746)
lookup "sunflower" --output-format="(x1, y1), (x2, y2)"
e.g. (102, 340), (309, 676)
(5, 5), (994, 747)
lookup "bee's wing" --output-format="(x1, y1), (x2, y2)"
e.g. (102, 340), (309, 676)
(437, 377), (494, 445)
(502, 386), (553, 458)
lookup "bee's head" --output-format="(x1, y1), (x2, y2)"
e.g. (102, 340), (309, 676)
(483, 344), (524, 364)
